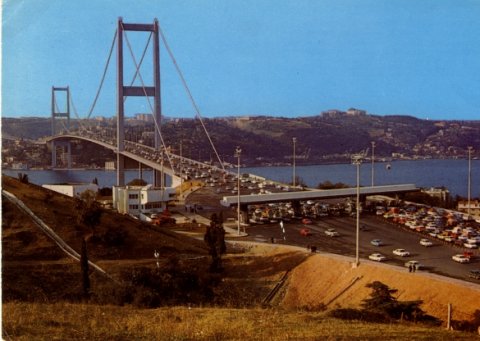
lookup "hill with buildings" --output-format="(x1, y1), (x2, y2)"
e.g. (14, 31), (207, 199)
(2, 110), (480, 168)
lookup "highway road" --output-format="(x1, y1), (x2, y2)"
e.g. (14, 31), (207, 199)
(243, 214), (480, 284)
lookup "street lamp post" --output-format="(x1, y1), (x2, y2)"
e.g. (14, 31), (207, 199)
(371, 141), (375, 187)
(292, 137), (297, 188)
(468, 146), (473, 217)
(351, 154), (363, 267)
(235, 146), (242, 235)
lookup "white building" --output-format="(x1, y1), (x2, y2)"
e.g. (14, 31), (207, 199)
(42, 183), (99, 198)
(457, 200), (480, 220)
(112, 184), (176, 216)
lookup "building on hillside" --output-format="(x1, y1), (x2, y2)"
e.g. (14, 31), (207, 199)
(422, 187), (450, 203)
(105, 161), (116, 170)
(42, 183), (99, 198)
(457, 200), (480, 220)
(112, 184), (176, 216)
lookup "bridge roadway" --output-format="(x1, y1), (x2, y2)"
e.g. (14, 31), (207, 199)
(220, 184), (419, 207)
(48, 133), (233, 185)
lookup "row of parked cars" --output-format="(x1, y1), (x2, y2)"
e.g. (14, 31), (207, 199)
(378, 205), (480, 250)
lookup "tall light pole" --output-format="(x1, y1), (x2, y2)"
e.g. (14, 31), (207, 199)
(351, 154), (363, 267)
(235, 146), (242, 235)
(468, 146), (473, 217)
(292, 137), (297, 188)
(371, 141), (375, 187)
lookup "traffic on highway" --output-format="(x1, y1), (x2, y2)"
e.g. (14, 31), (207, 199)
(240, 201), (480, 284)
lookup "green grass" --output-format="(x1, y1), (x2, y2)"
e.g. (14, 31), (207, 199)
(3, 302), (473, 340)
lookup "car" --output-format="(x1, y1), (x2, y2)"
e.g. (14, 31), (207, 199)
(300, 228), (312, 236)
(464, 242), (478, 249)
(468, 269), (480, 279)
(405, 260), (423, 270)
(419, 238), (433, 247)
(370, 239), (383, 246)
(369, 253), (387, 262)
(393, 248), (410, 257)
(325, 228), (340, 237)
(452, 254), (470, 263)
(468, 270), (480, 280)
(302, 218), (313, 225)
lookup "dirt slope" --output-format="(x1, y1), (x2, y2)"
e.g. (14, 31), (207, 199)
(282, 252), (480, 321)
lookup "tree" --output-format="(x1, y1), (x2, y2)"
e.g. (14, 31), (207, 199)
(361, 281), (430, 322)
(80, 238), (90, 298)
(127, 178), (147, 186)
(77, 190), (102, 234)
(17, 173), (29, 184)
(204, 213), (226, 272)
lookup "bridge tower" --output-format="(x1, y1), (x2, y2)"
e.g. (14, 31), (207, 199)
(116, 18), (162, 186)
(51, 86), (72, 168)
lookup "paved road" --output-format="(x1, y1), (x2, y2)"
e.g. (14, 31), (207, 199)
(243, 214), (480, 284)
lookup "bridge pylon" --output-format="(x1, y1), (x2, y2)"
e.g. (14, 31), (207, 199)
(116, 18), (162, 186)
(51, 86), (71, 168)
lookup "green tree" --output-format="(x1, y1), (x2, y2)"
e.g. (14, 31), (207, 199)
(204, 213), (226, 272)
(127, 178), (147, 186)
(361, 281), (430, 322)
(76, 190), (102, 234)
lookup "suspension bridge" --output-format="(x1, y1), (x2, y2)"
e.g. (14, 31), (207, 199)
(46, 18), (418, 215)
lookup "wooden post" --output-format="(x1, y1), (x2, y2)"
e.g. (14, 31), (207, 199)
(447, 303), (452, 330)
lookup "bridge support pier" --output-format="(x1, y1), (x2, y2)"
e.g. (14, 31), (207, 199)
(117, 154), (125, 186)
(51, 86), (71, 169)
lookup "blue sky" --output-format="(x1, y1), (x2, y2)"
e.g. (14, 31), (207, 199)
(2, 0), (480, 120)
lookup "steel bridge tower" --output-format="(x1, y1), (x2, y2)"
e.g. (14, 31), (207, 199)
(116, 18), (162, 186)
(51, 86), (71, 168)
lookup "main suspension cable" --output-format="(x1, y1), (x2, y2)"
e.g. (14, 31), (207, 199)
(86, 29), (117, 119)
(158, 24), (226, 172)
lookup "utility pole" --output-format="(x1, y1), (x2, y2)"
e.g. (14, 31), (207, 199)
(351, 154), (363, 267)
(292, 137), (297, 188)
(371, 141), (375, 187)
(235, 146), (242, 235)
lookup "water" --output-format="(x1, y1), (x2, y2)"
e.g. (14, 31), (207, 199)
(243, 159), (480, 198)
(3, 159), (479, 197)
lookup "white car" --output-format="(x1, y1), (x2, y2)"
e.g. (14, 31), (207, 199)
(419, 238), (433, 247)
(325, 228), (340, 237)
(393, 248), (410, 257)
(405, 260), (423, 270)
(452, 254), (470, 263)
(369, 253), (387, 262)
(464, 243), (478, 249)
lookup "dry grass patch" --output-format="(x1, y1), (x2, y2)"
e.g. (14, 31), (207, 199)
(3, 302), (474, 340)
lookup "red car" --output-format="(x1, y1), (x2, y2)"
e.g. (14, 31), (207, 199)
(302, 218), (313, 225)
(300, 228), (312, 236)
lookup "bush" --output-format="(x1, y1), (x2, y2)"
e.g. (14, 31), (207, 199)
(328, 308), (391, 323)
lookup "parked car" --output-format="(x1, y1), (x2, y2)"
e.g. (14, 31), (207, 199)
(452, 254), (470, 263)
(405, 260), (423, 270)
(325, 228), (340, 237)
(464, 242), (478, 249)
(300, 228), (312, 236)
(370, 239), (383, 246)
(419, 238), (433, 247)
(393, 248), (410, 257)
(302, 218), (313, 225)
(468, 270), (480, 280)
(369, 253), (387, 262)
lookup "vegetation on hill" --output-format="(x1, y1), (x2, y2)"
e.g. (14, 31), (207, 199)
(3, 114), (479, 168)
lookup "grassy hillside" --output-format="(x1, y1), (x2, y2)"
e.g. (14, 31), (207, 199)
(3, 175), (479, 339)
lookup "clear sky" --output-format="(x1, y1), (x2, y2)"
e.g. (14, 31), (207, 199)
(2, 0), (480, 120)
